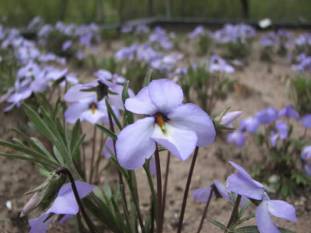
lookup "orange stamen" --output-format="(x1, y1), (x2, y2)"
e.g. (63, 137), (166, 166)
(155, 113), (165, 128)
(90, 103), (97, 114)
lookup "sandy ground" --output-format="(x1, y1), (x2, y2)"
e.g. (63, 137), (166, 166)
(0, 33), (310, 233)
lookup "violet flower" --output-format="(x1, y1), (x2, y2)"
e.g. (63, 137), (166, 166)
(278, 105), (299, 120)
(239, 116), (260, 133)
(29, 181), (94, 233)
(226, 130), (245, 148)
(188, 25), (205, 40)
(269, 121), (289, 147)
(256, 107), (278, 124)
(116, 79), (216, 170)
(256, 199), (297, 233)
(301, 114), (311, 128)
(227, 161), (265, 200)
(208, 54), (235, 74)
(301, 146), (311, 176)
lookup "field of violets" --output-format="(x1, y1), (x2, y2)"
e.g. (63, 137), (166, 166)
(0, 15), (310, 233)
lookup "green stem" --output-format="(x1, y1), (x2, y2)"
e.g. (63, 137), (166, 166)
(177, 147), (199, 233)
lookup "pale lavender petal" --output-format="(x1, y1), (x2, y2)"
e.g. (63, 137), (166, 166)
(256, 201), (280, 233)
(267, 200), (297, 222)
(213, 180), (230, 201)
(220, 111), (242, 126)
(148, 79), (183, 113)
(125, 86), (157, 115)
(64, 101), (89, 124)
(116, 117), (156, 170)
(47, 181), (94, 215)
(168, 103), (216, 146)
(151, 123), (197, 160)
(192, 187), (212, 203)
(227, 161), (265, 200)
(80, 101), (108, 124)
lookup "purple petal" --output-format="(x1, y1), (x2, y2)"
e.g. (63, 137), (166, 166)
(192, 187), (212, 203)
(301, 114), (311, 128)
(47, 181), (94, 215)
(29, 213), (50, 233)
(148, 79), (183, 113)
(275, 121), (288, 140)
(301, 146), (311, 160)
(125, 86), (157, 115)
(256, 107), (278, 124)
(151, 123), (197, 160)
(213, 180), (230, 201)
(267, 200), (297, 222)
(279, 106), (299, 120)
(116, 117), (156, 170)
(227, 130), (245, 148)
(256, 201), (280, 233)
(65, 101), (89, 124)
(240, 117), (260, 133)
(168, 103), (216, 146)
(227, 161), (265, 200)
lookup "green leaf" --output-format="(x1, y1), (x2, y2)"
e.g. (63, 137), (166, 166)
(96, 124), (117, 140)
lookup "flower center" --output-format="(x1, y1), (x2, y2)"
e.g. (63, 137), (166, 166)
(154, 112), (168, 133)
(89, 102), (98, 114)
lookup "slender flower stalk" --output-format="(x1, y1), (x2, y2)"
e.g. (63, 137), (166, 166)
(196, 186), (214, 233)
(161, 152), (171, 227)
(225, 195), (241, 232)
(56, 167), (97, 233)
(154, 144), (163, 233)
(177, 147), (199, 233)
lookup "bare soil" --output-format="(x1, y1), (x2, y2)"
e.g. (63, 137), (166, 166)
(0, 33), (310, 233)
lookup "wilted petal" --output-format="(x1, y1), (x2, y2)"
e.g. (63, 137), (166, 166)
(148, 79), (183, 113)
(47, 181), (94, 215)
(168, 103), (215, 146)
(152, 123), (197, 160)
(267, 200), (297, 222)
(116, 117), (156, 169)
(256, 201), (280, 233)
(125, 86), (157, 115)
